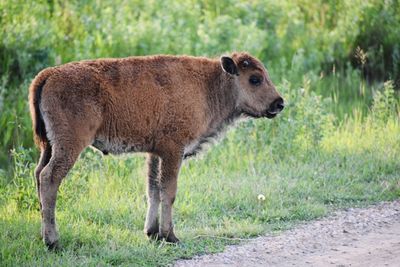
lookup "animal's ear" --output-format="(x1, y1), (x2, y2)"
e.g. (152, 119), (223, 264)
(220, 56), (239, 76)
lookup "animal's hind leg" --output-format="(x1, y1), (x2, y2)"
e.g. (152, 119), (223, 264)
(35, 143), (52, 213)
(144, 154), (161, 239)
(35, 143), (52, 238)
(39, 142), (84, 249)
(37, 84), (102, 249)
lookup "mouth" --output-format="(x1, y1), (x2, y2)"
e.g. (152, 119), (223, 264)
(265, 111), (278, 119)
(264, 103), (284, 119)
(242, 109), (280, 119)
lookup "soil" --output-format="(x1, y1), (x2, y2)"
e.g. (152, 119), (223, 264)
(175, 200), (400, 267)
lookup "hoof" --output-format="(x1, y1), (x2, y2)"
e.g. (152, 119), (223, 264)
(144, 227), (159, 240)
(44, 239), (60, 251)
(143, 224), (158, 239)
(159, 232), (180, 244)
(145, 228), (180, 243)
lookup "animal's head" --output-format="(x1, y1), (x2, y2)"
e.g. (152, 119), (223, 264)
(220, 52), (284, 119)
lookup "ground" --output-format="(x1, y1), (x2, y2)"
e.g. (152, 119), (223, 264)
(175, 200), (400, 267)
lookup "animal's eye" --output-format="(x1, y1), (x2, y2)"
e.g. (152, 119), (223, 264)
(249, 75), (263, 86)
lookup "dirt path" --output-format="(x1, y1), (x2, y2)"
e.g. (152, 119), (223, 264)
(175, 200), (400, 267)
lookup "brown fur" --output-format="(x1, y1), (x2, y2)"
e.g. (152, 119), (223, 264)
(29, 52), (283, 248)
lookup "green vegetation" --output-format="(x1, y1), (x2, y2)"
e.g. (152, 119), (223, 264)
(0, 0), (399, 266)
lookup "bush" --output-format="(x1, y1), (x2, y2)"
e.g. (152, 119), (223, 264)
(371, 81), (399, 123)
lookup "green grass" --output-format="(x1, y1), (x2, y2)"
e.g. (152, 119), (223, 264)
(1, 82), (399, 266)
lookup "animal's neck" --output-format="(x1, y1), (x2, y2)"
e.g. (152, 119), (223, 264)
(205, 62), (241, 131)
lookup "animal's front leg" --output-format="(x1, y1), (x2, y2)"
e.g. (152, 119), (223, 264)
(159, 151), (182, 243)
(144, 154), (161, 239)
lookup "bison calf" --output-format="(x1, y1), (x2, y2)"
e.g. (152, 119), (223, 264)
(29, 52), (284, 248)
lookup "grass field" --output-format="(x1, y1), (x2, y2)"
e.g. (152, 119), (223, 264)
(1, 0), (400, 266)
(1, 81), (399, 266)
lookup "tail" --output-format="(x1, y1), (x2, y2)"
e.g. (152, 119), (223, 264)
(29, 69), (52, 148)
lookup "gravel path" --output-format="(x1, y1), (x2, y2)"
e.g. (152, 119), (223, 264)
(175, 200), (400, 267)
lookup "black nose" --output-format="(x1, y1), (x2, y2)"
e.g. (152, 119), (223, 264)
(270, 97), (284, 113)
